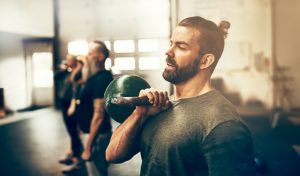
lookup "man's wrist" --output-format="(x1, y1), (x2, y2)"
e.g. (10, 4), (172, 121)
(133, 108), (146, 117)
(132, 108), (147, 124)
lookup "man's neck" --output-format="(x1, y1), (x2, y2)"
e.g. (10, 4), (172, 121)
(174, 72), (214, 100)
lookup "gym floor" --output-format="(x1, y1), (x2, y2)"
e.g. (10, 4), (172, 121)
(0, 107), (300, 176)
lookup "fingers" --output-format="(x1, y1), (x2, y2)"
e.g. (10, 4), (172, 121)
(162, 91), (169, 106)
(82, 149), (92, 161)
(139, 88), (169, 107)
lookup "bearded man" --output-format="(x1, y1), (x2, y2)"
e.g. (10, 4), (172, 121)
(106, 16), (255, 176)
(64, 41), (113, 176)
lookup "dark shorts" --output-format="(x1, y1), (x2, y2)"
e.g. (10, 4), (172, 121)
(92, 132), (112, 176)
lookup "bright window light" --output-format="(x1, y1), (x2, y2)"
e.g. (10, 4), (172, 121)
(68, 41), (88, 55)
(139, 57), (161, 70)
(105, 58), (112, 70)
(114, 57), (135, 70)
(104, 41), (111, 51)
(114, 40), (134, 53)
(32, 52), (53, 88)
(138, 39), (159, 52)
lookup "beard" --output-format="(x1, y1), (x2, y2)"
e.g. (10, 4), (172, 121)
(83, 59), (102, 80)
(89, 61), (101, 75)
(81, 61), (91, 82)
(162, 56), (201, 84)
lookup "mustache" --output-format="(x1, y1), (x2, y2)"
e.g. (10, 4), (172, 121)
(166, 56), (178, 67)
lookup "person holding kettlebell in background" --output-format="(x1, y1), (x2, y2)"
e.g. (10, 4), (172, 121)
(68, 41), (113, 176)
(106, 16), (256, 176)
(62, 41), (113, 175)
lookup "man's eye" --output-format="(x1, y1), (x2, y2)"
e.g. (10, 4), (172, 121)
(178, 45), (187, 50)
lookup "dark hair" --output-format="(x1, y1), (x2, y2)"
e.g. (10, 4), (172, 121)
(178, 16), (230, 61)
(93, 40), (110, 59)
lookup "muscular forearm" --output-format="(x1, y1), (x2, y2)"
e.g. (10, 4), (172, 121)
(106, 89), (171, 163)
(106, 108), (145, 163)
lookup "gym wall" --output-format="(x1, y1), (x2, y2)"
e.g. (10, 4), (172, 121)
(0, 0), (53, 37)
(58, 0), (171, 93)
(273, 0), (300, 109)
(0, 0), (53, 111)
(176, 0), (274, 108)
(0, 32), (28, 110)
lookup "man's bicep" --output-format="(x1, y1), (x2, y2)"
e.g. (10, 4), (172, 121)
(93, 98), (105, 114)
(202, 120), (255, 176)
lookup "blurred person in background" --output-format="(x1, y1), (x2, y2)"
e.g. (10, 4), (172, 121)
(71, 41), (113, 176)
(55, 54), (84, 173)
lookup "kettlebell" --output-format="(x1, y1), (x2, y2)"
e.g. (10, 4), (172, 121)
(104, 75), (151, 123)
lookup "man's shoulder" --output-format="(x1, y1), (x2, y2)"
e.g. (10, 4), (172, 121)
(54, 70), (69, 80)
(94, 70), (113, 80)
(186, 90), (241, 138)
(204, 119), (252, 148)
(205, 90), (239, 117)
(90, 71), (113, 93)
(87, 70), (112, 83)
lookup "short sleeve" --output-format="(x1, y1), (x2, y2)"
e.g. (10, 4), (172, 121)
(202, 120), (256, 176)
(93, 71), (113, 99)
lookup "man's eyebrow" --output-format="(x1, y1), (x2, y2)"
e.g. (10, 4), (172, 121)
(171, 40), (189, 46)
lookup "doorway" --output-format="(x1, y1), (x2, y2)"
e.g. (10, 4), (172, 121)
(23, 38), (54, 107)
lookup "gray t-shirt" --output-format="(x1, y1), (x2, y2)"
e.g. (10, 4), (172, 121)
(139, 90), (255, 176)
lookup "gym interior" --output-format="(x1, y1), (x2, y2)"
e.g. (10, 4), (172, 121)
(0, 0), (300, 175)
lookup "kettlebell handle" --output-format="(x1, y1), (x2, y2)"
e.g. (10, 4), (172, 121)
(110, 96), (151, 107)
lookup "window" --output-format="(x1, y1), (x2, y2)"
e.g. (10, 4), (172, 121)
(138, 39), (159, 52)
(68, 41), (88, 55)
(104, 38), (168, 73)
(114, 57), (135, 70)
(139, 57), (161, 70)
(105, 58), (112, 70)
(114, 40), (134, 53)
(32, 52), (53, 88)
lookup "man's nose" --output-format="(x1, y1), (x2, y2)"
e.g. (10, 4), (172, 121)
(165, 46), (174, 57)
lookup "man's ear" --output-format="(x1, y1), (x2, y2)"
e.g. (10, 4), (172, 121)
(98, 53), (105, 62)
(200, 54), (215, 69)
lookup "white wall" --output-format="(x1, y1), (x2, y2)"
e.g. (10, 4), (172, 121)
(0, 32), (28, 110)
(0, 0), (54, 110)
(59, 0), (171, 92)
(273, 0), (300, 108)
(177, 0), (273, 108)
(0, 0), (54, 37)
(59, 0), (169, 41)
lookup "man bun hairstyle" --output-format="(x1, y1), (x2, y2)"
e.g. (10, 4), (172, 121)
(178, 16), (230, 61)
(93, 40), (110, 59)
(218, 20), (231, 39)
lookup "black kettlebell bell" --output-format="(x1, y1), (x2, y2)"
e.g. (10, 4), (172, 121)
(104, 75), (151, 123)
